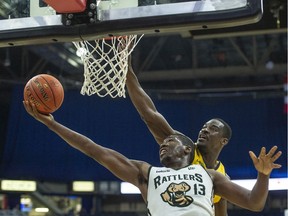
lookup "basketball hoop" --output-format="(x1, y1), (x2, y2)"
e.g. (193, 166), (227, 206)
(73, 34), (144, 98)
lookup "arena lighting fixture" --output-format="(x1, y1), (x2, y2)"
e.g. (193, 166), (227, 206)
(72, 181), (95, 192)
(0, 180), (36, 192)
(120, 178), (288, 194)
(35, 207), (49, 213)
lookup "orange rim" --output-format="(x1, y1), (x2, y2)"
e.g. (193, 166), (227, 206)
(102, 35), (128, 41)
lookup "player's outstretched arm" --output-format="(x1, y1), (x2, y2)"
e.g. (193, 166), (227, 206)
(23, 101), (150, 190)
(126, 56), (176, 145)
(213, 146), (282, 211)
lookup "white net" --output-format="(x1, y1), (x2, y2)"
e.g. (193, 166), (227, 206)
(73, 34), (143, 98)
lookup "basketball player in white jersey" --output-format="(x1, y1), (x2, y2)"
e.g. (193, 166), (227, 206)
(125, 55), (231, 215)
(23, 100), (282, 216)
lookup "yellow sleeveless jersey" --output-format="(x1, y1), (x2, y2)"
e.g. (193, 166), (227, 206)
(192, 147), (226, 203)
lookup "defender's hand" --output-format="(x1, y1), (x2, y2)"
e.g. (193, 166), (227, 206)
(249, 146), (282, 176)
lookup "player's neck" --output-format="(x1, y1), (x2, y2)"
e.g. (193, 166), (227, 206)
(163, 157), (191, 170)
(197, 146), (219, 169)
(202, 156), (217, 169)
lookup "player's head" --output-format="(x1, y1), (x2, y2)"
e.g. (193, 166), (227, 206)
(197, 118), (232, 150)
(160, 134), (195, 167)
(214, 118), (232, 141)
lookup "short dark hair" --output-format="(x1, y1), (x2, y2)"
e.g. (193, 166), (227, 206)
(214, 118), (232, 140)
(175, 134), (195, 148)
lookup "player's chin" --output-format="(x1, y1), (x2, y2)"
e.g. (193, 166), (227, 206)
(159, 154), (165, 163)
(196, 139), (207, 146)
(160, 156), (171, 166)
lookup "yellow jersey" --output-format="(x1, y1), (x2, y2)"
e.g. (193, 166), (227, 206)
(192, 147), (226, 203)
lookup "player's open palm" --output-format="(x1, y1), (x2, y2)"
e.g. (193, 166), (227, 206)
(23, 100), (54, 126)
(249, 146), (282, 176)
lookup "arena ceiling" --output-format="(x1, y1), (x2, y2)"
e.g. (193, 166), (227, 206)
(0, 0), (287, 102)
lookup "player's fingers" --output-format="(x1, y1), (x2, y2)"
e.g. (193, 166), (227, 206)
(258, 147), (266, 158)
(273, 164), (282, 169)
(29, 101), (36, 111)
(23, 100), (32, 112)
(29, 101), (40, 117)
(271, 151), (282, 162)
(267, 146), (278, 157)
(249, 151), (258, 164)
(23, 101), (28, 111)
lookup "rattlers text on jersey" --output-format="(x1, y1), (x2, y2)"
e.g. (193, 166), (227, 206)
(147, 164), (214, 216)
(192, 147), (226, 203)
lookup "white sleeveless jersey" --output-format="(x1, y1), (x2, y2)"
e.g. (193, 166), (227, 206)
(147, 164), (214, 216)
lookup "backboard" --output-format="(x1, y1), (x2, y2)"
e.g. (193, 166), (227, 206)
(0, 0), (263, 47)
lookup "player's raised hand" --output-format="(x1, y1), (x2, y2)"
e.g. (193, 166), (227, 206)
(23, 100), (54, 126)
(249, 146), (282, 176)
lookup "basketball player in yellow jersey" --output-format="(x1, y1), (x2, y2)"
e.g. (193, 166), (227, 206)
(126, 56), (231, 216)
(192, 130), (229, 204)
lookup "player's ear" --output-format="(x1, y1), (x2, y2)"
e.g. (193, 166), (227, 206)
(184, 146), (192, 154)
(221, 138), (228, 146)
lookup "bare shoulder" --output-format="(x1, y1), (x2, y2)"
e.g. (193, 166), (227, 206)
(130, 160), (151, 181)
(130, 160), (151, 168)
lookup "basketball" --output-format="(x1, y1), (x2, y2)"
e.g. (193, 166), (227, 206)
(23, 74), (64, 114)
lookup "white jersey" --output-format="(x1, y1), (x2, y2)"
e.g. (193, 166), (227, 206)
(147, 164), (214, 216)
